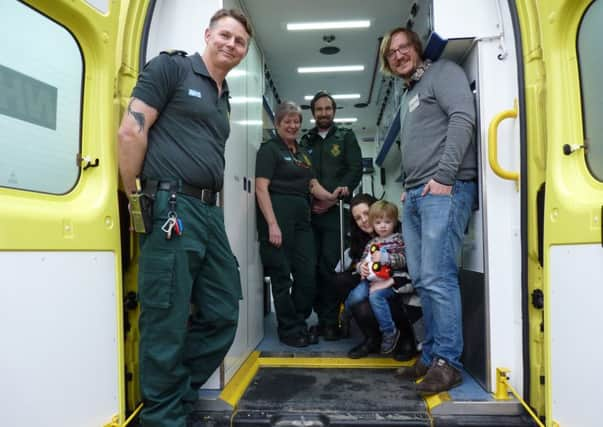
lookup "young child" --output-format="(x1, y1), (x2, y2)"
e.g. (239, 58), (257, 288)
(344, 200), (408, 354)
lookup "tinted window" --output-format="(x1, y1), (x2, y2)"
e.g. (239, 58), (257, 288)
(578, 0), (603, 181)
(0, 1), (82, 194)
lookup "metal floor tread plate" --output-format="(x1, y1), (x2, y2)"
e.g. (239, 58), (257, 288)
(188, 363), (538, 427)
(228, 367), (430, 426)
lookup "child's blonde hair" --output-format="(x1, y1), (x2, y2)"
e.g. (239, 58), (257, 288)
(368, 200), (399, 225)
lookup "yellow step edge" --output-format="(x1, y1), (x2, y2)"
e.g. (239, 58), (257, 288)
(258, 356), (415, 369)
(424, 391), (451, 411)
(219, 351), (261, 406)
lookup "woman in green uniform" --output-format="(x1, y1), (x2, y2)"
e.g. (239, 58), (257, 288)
(256, 101), (343, 347)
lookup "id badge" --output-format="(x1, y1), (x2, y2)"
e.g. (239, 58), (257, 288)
(408, 94), (420, 112)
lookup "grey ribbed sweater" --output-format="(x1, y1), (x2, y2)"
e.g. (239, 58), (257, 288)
(399, 59), (476, 189)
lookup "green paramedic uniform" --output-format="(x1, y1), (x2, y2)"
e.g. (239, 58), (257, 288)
(132, 51), (241, 427)
(300, 125), (363, 330)
(255, 136), (316, 340)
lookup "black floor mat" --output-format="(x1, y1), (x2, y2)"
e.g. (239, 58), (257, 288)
(233, 367), (430, 426)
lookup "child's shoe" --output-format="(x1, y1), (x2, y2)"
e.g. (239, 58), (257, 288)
(380, 328), (400, 354)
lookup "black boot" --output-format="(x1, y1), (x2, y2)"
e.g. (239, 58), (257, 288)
(393, 332), (417, 361)
(347, 301), (381, 359)
(348, 336), (380, 358)
(390, 297), (418, 361)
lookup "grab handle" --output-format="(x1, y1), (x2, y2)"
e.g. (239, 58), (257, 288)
(488, 99), (519, 190)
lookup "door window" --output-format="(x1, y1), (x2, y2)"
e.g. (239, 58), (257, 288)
(578, 0), (603, 181)
(0, 1), (83, 194)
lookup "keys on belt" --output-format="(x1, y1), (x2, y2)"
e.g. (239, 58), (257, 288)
(161, 212), (184, 240)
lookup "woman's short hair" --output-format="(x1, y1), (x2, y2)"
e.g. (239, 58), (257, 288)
(275, 101), (303, 126)
(379, 27), (423, 76)
(368, 200), (399, 224)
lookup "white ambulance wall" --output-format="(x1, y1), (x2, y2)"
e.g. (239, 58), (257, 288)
(145, 0), (220, 59)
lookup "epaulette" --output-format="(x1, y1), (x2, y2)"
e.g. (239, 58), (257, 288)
(300, 130), (316, 142)
(160, 49), (188, 57)
(335, 126), (355, 138)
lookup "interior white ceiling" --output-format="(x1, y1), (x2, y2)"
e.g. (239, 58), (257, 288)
(240, 0), (412, 142)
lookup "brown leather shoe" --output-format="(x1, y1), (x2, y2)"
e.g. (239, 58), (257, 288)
(394, 358), (429, 381)
(416, 358), (462, 395)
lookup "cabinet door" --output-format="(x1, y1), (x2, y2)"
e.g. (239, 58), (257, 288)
(222, 55), (250, 383)
(245, 40), (265, 349)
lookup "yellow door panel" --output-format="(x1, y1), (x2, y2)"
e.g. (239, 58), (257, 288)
(518, 0), (602, 425)
(0, 1), (135, 425)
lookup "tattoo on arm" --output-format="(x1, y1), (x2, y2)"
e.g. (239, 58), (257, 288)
(127, 99), (146, 133)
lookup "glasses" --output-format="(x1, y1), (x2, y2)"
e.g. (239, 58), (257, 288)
(386, 43), (412, 59)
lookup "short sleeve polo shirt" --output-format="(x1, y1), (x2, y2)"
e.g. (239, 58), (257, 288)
(255, 136), (314, 198)
(132, 52), (231, 190)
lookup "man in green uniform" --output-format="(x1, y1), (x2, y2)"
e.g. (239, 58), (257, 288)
(301, 91), (363, 340)
(117, 9), (252, 427)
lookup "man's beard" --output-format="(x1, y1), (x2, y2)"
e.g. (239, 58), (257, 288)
(316, 117), (333, 129)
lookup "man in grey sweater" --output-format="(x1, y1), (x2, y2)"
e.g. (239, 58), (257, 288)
(381, 27), (477, 395)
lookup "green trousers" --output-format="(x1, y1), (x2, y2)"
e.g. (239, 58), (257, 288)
(138, 190), (241, 427)
(258, 194), (316, 339)
(312, 206), (346, 327)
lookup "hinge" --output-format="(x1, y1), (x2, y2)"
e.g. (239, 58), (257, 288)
(125, 291), (138, 310)
(531, 289), (544, 309)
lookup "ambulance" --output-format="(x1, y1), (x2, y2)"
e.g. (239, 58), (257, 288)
(1, 0), (600, 426)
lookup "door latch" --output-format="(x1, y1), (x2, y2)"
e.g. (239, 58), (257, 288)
(77, 153), (100, 170)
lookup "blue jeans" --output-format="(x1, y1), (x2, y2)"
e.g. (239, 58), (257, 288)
(345, 280), (369, 311)
(369, 286), (396, 335)
(345, 279), (396, 334)
(402, 180), (476, 370)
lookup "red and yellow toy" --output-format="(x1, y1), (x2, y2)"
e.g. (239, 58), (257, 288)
(366, 243), (392, 281)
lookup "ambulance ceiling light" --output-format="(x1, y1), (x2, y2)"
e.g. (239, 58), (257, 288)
(310, 118), (358, 123)
(287, 20), (370, 31)
(298, 65), (364, 73)
(304, 94), (361, 100)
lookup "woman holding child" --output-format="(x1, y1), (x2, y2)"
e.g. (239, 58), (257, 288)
(335, 194), (421, 359)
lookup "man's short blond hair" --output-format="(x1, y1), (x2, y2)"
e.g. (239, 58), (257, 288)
(210, 8), (253, 38)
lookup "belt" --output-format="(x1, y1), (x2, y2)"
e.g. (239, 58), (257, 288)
(156, 181), (218, 205)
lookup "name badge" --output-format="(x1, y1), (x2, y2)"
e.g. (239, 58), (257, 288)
(188, 89), (202, 98)
(408, 94), (420, 112)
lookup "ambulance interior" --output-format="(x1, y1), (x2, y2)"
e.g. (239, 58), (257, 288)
(133, 0), (529, 423)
